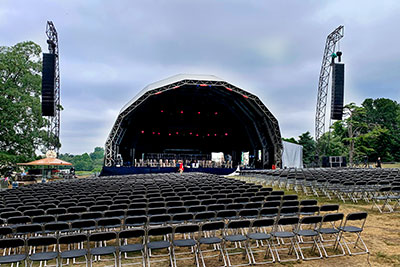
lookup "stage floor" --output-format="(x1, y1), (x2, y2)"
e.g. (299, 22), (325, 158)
(101, 166), (236, 176)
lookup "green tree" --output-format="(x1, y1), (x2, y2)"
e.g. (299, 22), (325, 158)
(297, 131), (316, 165)
(0, 41), (51, 174)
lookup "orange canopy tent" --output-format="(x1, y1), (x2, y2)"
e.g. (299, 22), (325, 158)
(17, 157), (72, 166)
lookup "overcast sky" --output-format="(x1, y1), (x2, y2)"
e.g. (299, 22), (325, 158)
(1, 0), (400, 154)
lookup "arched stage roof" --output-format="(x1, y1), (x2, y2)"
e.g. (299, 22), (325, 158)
(104, 74), (282, 169)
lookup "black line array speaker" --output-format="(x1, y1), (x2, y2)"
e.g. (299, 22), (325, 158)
(331, 63), (345, 120)
(41, 53), (56, 116)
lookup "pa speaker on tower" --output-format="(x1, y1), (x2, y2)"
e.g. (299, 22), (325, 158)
(41, 53), (56, 116)
(331, 63), (345, 120)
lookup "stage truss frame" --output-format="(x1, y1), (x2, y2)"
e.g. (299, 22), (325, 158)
(104, 79), (282, 168)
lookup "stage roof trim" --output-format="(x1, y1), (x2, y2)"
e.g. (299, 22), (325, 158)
(121, 74), (226, 113)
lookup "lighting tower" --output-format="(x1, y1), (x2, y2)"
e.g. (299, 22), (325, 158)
(315, 25), (344, 145)
(44, 21), (61, 154)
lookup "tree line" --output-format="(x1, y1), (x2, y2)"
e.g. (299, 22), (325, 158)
(284, 98), (400, 166)
(59, 147), (104, 172)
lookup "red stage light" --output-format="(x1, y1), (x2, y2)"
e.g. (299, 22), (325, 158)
(169, 133), (172, 136)
(214, 112), (218, 115)
(190, 132), (192, 135)
(225, 133), (228, 136)
(141, 131), (144, 134)
(242, 94), (249, 99)
(225, 87), (233, 91)
(154, 92), (162, 95)
(199, 84), (208, 87)
(198, 112), (201, 115)
(158, 132), (160, 135)
(196, 134), (199, 136)
(207, 134), (210, 136)
(214, 134), (217, 136)
(176, 132), (179, 135)
(173, 85), (180, 89)
(152, 132), (155, 135)
(180, 110), (183, 114)
(161, 110), (164, 113)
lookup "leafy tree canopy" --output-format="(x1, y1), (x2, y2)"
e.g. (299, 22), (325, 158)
(0, 41), (52, 174)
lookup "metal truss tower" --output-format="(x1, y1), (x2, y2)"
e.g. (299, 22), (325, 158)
(315, 25), (344, 143)
(45, 21), (61, 154)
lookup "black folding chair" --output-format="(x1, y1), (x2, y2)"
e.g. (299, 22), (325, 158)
(88, 231), (118, 267)
(338, 212), (369, 255)
(146, 226), (173, 267)
(198, 221), (226, 267)
(317, 213), (345, 258)
(28, 236), (59, 266)
(223, 220), (251, 267)
(294, 215), (323, 260)
(247, 218), (275, 265)
(58, 234), (88, 266)
(271, 217), (300, 263)
(172, 224), (200, 267)
(118, 229), (146, 266)
(0, 238), (27, 265)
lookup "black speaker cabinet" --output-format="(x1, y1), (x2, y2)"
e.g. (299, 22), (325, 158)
(41, 53), (55, 116)
(331, 63), (345, 120)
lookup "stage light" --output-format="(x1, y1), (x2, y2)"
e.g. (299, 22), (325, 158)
(141, 131), (144, 134)
(152, 132), (155, 135)
(161, 110), (164, 113)
(207, 134), (210, 136)
(190, 132), (193, 135)
(225, 87), (233, 91)
(242, 94), (249, 99)
(180, 110), (183, 114)
(155, 92), (162, 95)
(157, 132), (160, 135)
(198, 112), (201, 115)
(176, 132), (179, 135)
(225, 133), (228, 136)
(200, 84), (208, 87)
(196, 134), (199, 136)
(173, 85), (180, 89)
(169, 133), (172, 136)
(214, 134), (217, 136)
(214, 112), (218, 115)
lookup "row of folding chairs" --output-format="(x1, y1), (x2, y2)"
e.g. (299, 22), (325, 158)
(0, 212), (369, 266)
(0, 199), (329, 227)
(0, 204), (340, 239)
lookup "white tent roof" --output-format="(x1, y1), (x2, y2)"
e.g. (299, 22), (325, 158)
(120, 74), (227, 114)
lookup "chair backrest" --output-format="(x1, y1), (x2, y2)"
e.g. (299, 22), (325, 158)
(15, 224), (43, 234)
(125, 215), (148, 226)
(194, 211), (215, 221)
(147, 226), (173, 237)
(58, 234), (87, 245)
(97, 217), (121, 227)
(57, 213), (80, 222)
(251, 218), (275, 228)
(346, 212), (368, 221)
(299, 215), (322, 225)
(201, 221), (225, 232)
(319, 204), (339, 213)
(0, 226), (13, 236)
(7, 216), (31, 225)
(300, 199), (318, 206)
(276, 216), (299, 226)
(89, 231), (117, 242)
(174, 224), (199, 234)
(44, 222), (70, 232)
(32, 215), (56, 224)
(28, 236), (57, 247)
(148, 214), (171, 224)
(322, 212), (344, 223)
(226, 220), (251, 229)
(0, 238), (25, 249)
(119, 229), (145, 239)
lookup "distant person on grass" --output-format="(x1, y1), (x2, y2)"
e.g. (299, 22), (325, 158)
(376, 157), (382, 168)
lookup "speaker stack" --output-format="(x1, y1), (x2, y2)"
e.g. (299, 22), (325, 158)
(330, 63), (345, 120)
(41, 53), (56, 117)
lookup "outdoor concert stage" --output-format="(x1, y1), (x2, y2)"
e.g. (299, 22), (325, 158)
(102, 74), (282, 176)
(101, 166), (236, 176)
